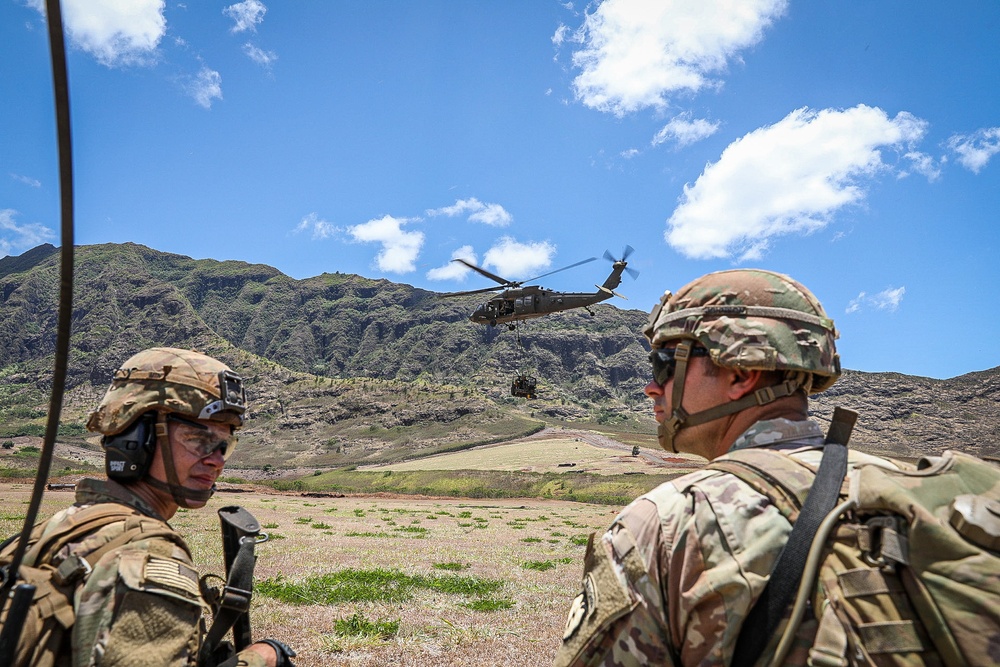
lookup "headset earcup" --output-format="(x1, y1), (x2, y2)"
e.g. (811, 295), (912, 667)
(103, 412), (157, 482)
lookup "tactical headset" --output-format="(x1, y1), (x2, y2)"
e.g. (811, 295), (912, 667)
(103, 411), (157, 483)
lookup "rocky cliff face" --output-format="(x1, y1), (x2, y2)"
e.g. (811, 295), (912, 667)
(811, 367), (1000, 460)
(1, 243), (997, 465)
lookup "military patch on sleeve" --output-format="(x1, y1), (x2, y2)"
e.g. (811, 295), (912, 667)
(118, 551), (203, 607)
(144, 557), (201, 601)
(563, 592), (587, 641)
(562, 572), (600, 641)
(553, 534), (639, 667)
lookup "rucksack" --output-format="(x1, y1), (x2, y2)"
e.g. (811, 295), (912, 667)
(711, 445), (1000, 666)
(0, 503), (188, 667)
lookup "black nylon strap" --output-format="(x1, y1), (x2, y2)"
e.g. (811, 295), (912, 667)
(0, 0), (75, 625)
(201, 537), (257, 661)
(730, 408), (856, 667)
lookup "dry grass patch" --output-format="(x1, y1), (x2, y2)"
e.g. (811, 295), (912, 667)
(366, 437), (679, 475)
(0, 484), (620, 666)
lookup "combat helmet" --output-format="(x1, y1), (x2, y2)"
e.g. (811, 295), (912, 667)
(644, 269), (840, 451)
(87, 347), (247, 506)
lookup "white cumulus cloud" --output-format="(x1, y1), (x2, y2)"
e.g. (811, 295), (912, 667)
(552, 24), (570, 47)
(348, 215), (424, 274)
(182, 66), (223, 109)
(224, 0), (267, 33)
(483, 237), (555, 278)
(652, 114), (720, 148)
(30, 0), (166, 67)
(293, 213), (339, 240)
(10, 173), (41, 188)
(947, 127), (1000, 174)
(0, 209), (56, 258)
(900, 151), (942, 182)
(243, 43), (277, 67)
(568, 0), (788, 116)
(426, 246), (478, 281)
(666, 105), (928, 261)
(846, 286), (905, 314)
(426, 198), (512, 227)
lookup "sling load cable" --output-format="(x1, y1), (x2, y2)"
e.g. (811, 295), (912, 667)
(0, 0), (76, 637)
(514, 319), (525, 373)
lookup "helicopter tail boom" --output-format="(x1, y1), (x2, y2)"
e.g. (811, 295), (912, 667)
(599, 261), (627, 294)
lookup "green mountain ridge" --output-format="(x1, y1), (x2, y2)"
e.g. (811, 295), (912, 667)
(1, 242), (997, 468)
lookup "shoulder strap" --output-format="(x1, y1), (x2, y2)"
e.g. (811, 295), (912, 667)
(24, 503), (188, 569)
(80, 520), (187, 570)
(16, 504), (190, 599)
(21, 504), (136, 566)
(730, 408), (856, 667)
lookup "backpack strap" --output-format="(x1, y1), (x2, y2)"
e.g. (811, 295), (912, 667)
(726, 408), (856, 667)
(53, 518), (190, 590)
(22, 504), (144, 566)
(20, 503), (190, 583)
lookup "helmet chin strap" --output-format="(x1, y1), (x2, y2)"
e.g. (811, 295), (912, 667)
(657, 340), (806, 453)
(150, 414), (215, 507)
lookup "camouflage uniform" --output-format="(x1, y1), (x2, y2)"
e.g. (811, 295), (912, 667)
(553, 419), (902, 667)
(36, 477), (267, 667)
(555, 269), (851, 666)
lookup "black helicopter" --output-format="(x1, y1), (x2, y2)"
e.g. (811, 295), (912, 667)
(444, 246), (638, 327)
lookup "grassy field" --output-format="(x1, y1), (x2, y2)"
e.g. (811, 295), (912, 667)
(271, 467), (677, 505)
(265, 431), (698, 504)
(370, 438), (649, 474)
(0, 484), (621, 666)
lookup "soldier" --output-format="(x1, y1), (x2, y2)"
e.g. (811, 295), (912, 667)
(9, 347), (294, 667)
(551, 269), (904, 666)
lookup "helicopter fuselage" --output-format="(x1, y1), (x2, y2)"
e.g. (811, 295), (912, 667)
(470, 262), (627, 326)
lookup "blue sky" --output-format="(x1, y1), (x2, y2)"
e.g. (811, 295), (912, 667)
(2, 1), (999, 380)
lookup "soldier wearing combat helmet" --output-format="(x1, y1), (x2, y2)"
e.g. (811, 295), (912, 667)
(552, 269), (903, 666)
(11, 348), (294, 667)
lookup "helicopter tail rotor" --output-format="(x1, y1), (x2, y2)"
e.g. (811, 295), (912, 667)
(603, 246), (639, 280)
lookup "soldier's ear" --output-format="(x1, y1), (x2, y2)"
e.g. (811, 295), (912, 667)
(727, 368), (763, 400)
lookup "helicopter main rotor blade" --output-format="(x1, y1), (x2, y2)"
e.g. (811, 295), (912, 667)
(441, 286), (503, 298)
(522, 256), (597, 284)
(451, 258), (513, 286)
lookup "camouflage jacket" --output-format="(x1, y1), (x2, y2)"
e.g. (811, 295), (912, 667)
(552, 419), (901, 667)
(35, 478), (267, 667)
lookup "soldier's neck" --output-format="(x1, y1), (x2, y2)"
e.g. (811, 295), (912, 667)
(128, 479), (179, 521)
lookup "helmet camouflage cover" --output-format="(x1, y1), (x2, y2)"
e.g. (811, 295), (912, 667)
(87, 347), (247, 437)
(643, 269), (841, 393)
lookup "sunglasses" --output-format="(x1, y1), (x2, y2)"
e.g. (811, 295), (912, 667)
(648, 346), (710, 385)
(167, 414), (237, 460)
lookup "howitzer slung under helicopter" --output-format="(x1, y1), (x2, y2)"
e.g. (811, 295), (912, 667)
(443, 246), (638, 328)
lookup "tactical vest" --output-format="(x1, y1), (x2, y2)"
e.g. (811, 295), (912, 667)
(0, 503), (188, 667)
